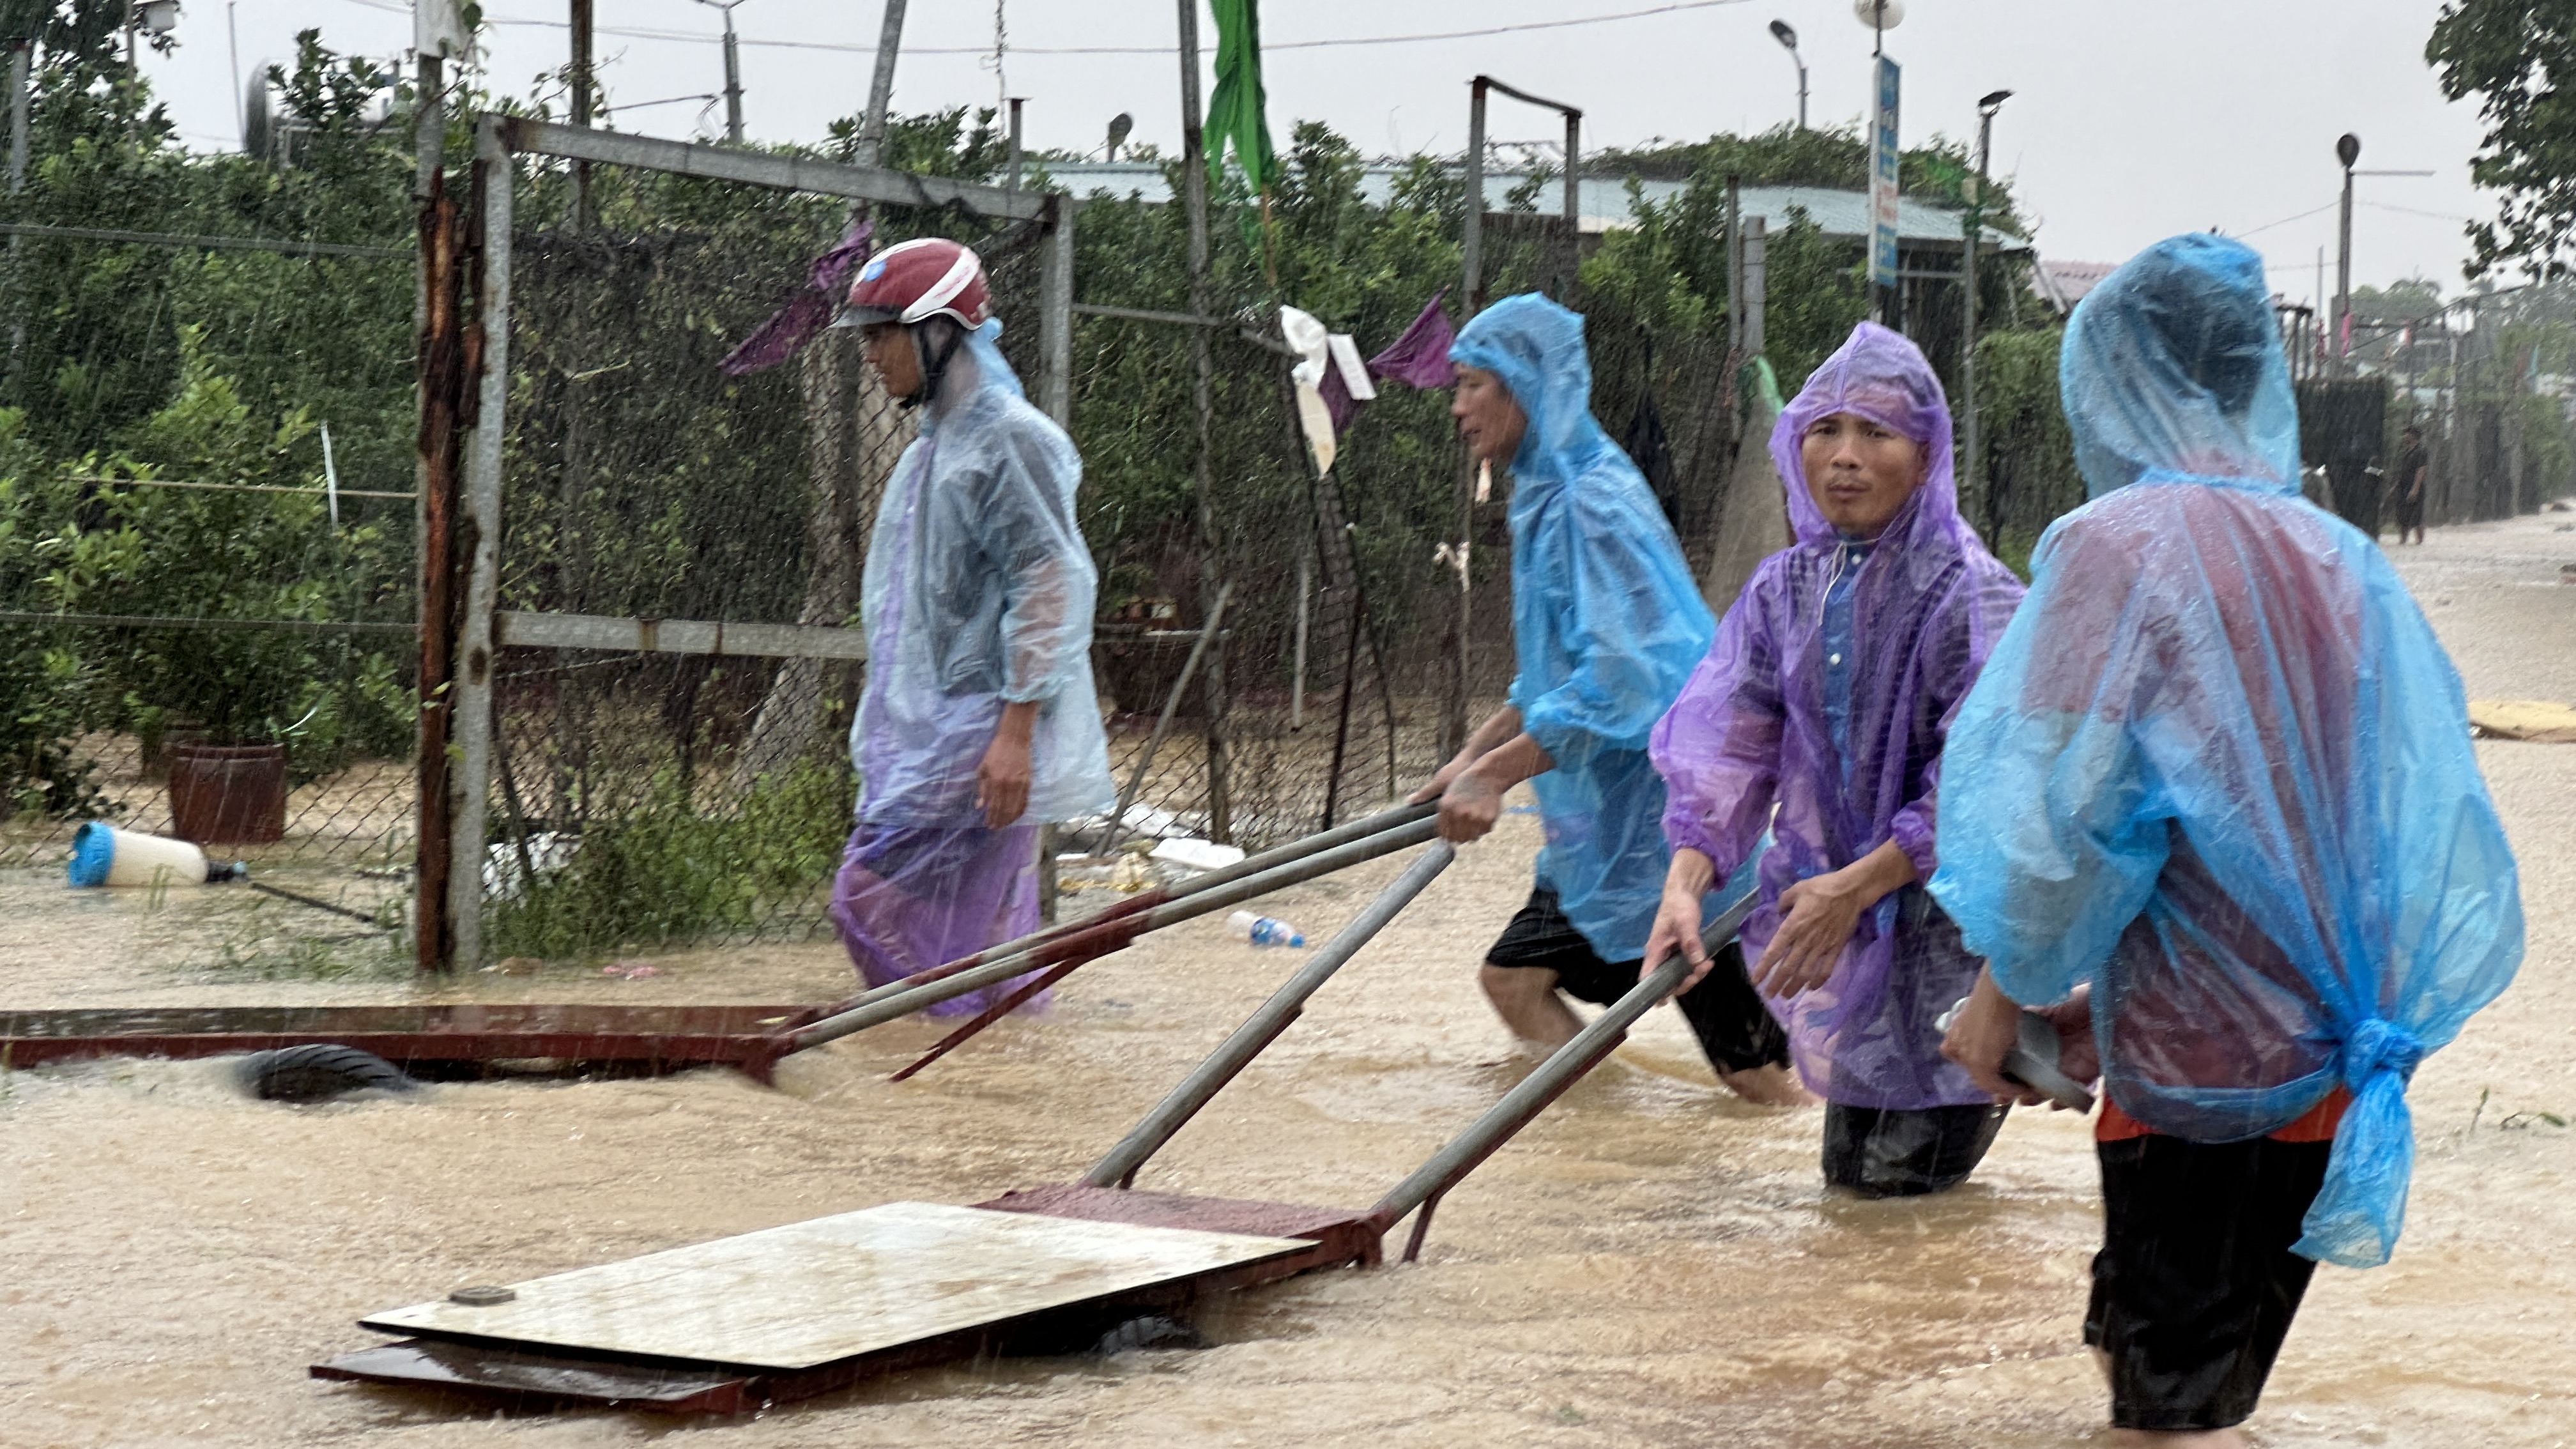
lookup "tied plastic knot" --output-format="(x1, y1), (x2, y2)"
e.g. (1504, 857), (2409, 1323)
(2340, 1017), (2423, 1091)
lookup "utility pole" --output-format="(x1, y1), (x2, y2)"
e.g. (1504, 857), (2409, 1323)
(2334, 132), (2359, 375)
(1961, 89), (2011, 532)
(1176, 0), (1229, 835)
(696, 0), (746, 144)
(569, 0), (594, 226)
(1006, 95), (1023, 191)
(851, 0), (907, 165)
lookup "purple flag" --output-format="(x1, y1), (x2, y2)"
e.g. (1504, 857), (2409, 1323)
(720, 220), (875, 376)
(1365, 288), (1457, 391)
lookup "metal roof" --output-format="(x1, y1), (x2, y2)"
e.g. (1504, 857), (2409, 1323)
(1040, 162), (2028, 250)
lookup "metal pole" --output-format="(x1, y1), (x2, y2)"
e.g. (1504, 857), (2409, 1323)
(1289, 540), (1310, 730)
(1445, 78), (1488, 766)
(1743, 217), (1767, 356)
(1724, 174), (1742, 362)
(1084, 841), (1458, 1189)
(721, 7), (744, 143)
(447, 118), (514, 970)
(1560, 108), (1580, 300)
(1367, 887), (1760, 1245)
(412, 165), (464, 973)
(781, 815), (1445, 1051)
(1797, 56), (1808, 130)
(1462, 80), (1486, 315)
(1006, 95), (1023, 191)
(1962, 107), (1993, 531)
(1036, 191), (1073, 425)
(852, 0), (908, 167)
(1176, 0), (1230, 844)
(812, 801), (1436, 1018)
(569, 0), (594, 226)
(2334, 134), (2359, 376)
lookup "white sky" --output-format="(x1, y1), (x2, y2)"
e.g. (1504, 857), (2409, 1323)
(159, 0), (2497, 309)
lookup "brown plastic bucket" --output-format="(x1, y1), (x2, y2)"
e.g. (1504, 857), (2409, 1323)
(168, 744), (288, 844)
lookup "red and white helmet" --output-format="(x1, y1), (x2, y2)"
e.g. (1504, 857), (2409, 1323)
(838, 237), (990, 328)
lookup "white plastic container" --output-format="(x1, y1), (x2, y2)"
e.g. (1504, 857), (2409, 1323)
(67, 822), (222, 887)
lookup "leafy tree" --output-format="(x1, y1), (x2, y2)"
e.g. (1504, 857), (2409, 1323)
(2429, 0), (2576, 277)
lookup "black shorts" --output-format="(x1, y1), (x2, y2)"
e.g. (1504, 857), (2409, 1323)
(1821, 1101), (2009, 1199)
(2087, 1133), (2332, 1432)
(1485, 885), (1790, 1075)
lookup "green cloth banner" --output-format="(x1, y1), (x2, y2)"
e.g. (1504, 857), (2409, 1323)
(1205, 0), (1276, 193)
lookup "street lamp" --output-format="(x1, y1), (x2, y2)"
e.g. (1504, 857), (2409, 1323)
(1961, 88), (2012, 531)
(2334, 132), (2359, 373)
(1767, 20), (1806, 131)
(125, 0), (178, 73)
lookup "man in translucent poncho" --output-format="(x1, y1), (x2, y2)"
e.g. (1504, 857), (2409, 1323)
(1644, 322), (2027, 1197)
(827, 238), (1115, 1015)
(1932, 235), (2522, 1441)
(1413, 293), (1802, 1105)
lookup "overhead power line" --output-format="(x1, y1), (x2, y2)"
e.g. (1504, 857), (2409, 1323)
(332, 0), (1754, 59)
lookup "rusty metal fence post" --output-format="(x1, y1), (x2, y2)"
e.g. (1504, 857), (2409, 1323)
(443, 115), (514, 970)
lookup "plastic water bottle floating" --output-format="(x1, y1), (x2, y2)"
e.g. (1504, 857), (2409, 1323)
(1225, 910), (1306, 948)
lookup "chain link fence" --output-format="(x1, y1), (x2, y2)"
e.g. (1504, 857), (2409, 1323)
(0, 215), (419, 947)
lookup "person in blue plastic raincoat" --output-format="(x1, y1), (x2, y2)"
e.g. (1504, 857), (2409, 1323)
(1411, 293), (1802, 1105)
(1931, 234), (2522, 1441)
(826, 238), (1115, 1016)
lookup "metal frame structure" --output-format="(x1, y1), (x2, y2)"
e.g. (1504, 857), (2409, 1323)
(1448, 73), (1583, 760)
(420, 114), (1078, 970)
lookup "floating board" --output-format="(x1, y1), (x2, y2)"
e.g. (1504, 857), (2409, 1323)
(357, 1201), (1310, 1374)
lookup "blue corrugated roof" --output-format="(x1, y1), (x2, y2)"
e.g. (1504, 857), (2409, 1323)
(1039, 162), (2025, 249)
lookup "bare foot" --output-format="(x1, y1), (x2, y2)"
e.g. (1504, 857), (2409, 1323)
(1715, 1061), (1814, 1107)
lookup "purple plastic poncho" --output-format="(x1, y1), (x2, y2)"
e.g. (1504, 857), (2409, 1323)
(1650, 323), (2025, 1108)
(831, 321), (1114, 1013)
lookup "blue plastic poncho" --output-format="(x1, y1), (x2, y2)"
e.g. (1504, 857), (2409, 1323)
(1652, 323), (2025, 1108)
(1927, 234), (2524, 1268)
(1450, 294), (1715, 959)
(852, 321), (1116, 826)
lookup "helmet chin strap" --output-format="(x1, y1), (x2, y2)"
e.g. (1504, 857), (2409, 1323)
(901, 320), (965, 411)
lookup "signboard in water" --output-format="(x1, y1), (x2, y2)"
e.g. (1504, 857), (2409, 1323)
(1869, 55), (1901, 289)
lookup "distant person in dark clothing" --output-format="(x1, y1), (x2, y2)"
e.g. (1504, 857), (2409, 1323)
(2393, 426), (2428, 544)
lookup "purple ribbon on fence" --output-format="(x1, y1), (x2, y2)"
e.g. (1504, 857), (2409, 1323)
(719, 220), (875, 376)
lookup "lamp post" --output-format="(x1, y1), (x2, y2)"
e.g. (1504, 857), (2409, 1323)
(1961, 88), (2010, 530)
(1768, 20), (1806, 130)
(2334, 132), (2359, 374)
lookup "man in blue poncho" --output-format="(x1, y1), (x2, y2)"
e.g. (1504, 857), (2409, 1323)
(1412, 293), (1802, 1105)
(827, 239), (1115, 1015)
(1932, 234), (2523, 1441)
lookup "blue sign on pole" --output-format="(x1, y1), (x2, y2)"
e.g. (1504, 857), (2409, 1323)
(1869, 55), (1901, 290)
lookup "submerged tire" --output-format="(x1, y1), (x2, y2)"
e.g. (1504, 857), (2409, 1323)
(238, 1044), (417, 1103)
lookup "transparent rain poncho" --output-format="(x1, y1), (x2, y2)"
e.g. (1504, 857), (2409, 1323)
(1450, 294), (1714, 960)
(1927, 234), (2524, 1266)
(850, 320), (1114, 827)
(1651, 323), (2025, 1108)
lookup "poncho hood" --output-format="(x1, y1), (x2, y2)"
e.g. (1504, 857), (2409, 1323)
(1450, 293), (1626, 525)
(2062, 233), (2303, 498)
(1772, 321), (1966, 550)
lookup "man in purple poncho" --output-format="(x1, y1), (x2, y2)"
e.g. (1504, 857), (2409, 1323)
(826, 239), (1115, 1016)
(1646, 322), (2027, 1196)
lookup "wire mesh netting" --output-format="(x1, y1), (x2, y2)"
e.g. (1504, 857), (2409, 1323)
(0, 220), (419, 939)
(476, 155), (1058, 957)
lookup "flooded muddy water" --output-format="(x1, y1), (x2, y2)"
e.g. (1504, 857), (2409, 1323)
(4, 510), (2575, 1446)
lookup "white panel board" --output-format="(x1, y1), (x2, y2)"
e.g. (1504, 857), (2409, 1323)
(362, 1202), (1308, 1371)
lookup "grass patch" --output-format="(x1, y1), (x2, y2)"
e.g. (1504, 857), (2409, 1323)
(482, 761), (850, 960)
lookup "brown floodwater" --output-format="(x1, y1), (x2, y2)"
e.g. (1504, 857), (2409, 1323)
(4, 509), (2575, 1447)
